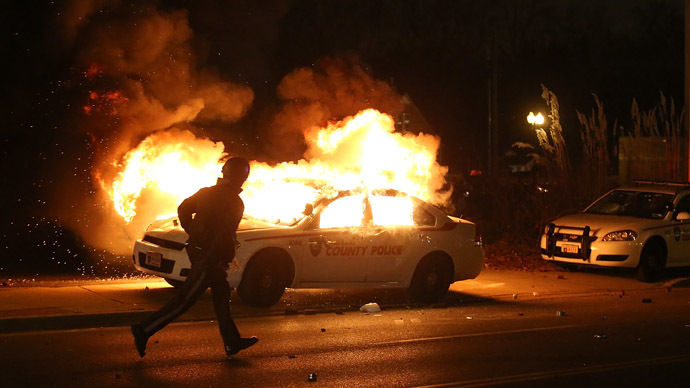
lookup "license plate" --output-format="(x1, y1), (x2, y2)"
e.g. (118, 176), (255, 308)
(145, 251), (162, 268)
(562, 244), (579, 254)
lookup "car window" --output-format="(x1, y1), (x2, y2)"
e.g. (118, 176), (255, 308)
(319, 195), (366, 229)
(369, 196), (414, 226)
(412, 205), (436, 226)
(675, 195), (690, 213)
(585, 190), (673, 219)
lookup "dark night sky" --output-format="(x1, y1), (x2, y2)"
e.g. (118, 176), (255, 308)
(1, 0), (685, 274)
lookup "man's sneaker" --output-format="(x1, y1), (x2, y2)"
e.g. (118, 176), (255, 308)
(131, 324), (148, 358)
(225, 336), (259, 357)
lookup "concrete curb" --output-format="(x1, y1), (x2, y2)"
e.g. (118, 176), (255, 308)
(0, 311), (154, 334)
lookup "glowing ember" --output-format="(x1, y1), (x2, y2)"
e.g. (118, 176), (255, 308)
(103, 109), (449, 228)
(84, 90), (129, 115)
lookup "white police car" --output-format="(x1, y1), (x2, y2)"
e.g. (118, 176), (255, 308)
(134, 191), (484, 307)
(541, 181), (690, 281)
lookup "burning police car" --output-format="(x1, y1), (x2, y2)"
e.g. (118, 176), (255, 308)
(541, 181), (690, 281)
(134, 191), (484, 307)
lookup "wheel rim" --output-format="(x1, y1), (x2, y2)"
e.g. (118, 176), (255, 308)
(259, 272), (273, 290)
(425, 271), (438, 287)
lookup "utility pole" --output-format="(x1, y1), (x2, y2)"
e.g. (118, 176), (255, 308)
(487, 26), (499, 176)
(686, 0), (690, 181)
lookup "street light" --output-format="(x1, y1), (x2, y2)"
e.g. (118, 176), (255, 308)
(527, 112), (545, 126)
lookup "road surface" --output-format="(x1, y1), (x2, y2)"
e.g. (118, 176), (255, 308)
(1, 272), (689, 387)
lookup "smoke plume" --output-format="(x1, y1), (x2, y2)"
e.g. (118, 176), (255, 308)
(264, 56), (404, 160)
(55, 1), (253, 254)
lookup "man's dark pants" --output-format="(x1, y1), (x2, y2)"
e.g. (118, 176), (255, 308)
(138, 247), (240, 347)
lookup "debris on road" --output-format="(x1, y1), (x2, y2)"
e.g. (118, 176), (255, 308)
(320, 328), (326, 332)
(360, 302), (381, 313)
(512, 294), (518, 299)
(532, 292), (540, 297)
(288, 355), (296, 359)
(556, 274), (565, 280)
(308, 373), (318, 382)
(642, 298), (652, 303)
(617, 290), (625, 298)
(556, 311), (566, 317)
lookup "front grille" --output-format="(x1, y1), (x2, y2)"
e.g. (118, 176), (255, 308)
(138, 252), (176, 274)
(541, 247), (587, 259)
(596, 255), (629, 262)
(544, 223), (593, 260)
(143, 235), (186, 251)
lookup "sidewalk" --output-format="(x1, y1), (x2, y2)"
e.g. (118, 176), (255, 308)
(0, 269), (685, 334)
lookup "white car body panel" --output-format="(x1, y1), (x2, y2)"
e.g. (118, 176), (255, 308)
(133, 195), (484, 290)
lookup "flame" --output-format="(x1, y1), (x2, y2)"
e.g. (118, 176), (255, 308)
(102, 109), (449, 228)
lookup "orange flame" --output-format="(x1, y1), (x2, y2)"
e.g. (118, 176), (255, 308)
(103, 109), (449, 228)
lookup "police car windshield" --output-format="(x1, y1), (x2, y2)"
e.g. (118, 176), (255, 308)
(585, 190), (673, 219)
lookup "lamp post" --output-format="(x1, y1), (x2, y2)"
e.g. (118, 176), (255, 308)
(527, 112), (545, 126)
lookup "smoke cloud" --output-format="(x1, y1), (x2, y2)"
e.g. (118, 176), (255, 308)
(55, 1), (253, 254)
(264, 56), (404, 160)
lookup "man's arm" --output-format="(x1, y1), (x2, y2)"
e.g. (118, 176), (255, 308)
(177, 191), (200, 233)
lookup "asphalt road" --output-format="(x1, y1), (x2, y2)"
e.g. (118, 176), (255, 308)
(2, 283), (689, 387)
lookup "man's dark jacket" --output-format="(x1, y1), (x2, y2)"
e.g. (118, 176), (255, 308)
(177, 179), (244, 265)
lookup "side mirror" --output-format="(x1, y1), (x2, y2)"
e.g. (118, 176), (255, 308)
(303, 203), (314, 216)
(676, 211), (690, 221)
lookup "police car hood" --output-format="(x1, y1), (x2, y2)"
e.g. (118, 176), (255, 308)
(552, 213), (651, 235)
(144, 215), (286, 242)
(238, 216), (289, 231)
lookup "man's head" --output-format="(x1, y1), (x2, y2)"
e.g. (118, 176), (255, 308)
(221, 157), (250, 184)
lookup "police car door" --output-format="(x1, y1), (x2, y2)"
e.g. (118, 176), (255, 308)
(300, 194), (368, 283)
(668, 194), (690, 265)
(364, 195), (421, 282)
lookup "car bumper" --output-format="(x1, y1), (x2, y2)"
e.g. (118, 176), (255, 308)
(453, 245), (485, 280)
(133, 239), (245, 286)
(133, 239), (192, 281)
(540, 234), (643, 268)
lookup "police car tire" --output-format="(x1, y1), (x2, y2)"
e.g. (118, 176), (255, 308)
(636, 241), (666, 283)
(237, 256), (288, 307)
(409, 254), (453, 303)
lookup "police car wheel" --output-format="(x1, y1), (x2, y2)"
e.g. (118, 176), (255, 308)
(238, 256), (288, 307)
(636, 242), (665, 283)
(409, 254), (453, 303)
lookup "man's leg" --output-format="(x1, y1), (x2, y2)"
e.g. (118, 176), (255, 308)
(208, 264), (257, 356)
(132, 260), (210, 356)
(208, 266), (240, 346)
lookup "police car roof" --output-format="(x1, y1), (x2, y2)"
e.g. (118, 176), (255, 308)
(617, 182), (690, 196)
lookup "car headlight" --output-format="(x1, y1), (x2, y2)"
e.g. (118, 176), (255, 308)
(601, 230), (638, 241)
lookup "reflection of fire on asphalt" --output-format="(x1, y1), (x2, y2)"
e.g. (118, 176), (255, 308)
(102, 108), (451, 231)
